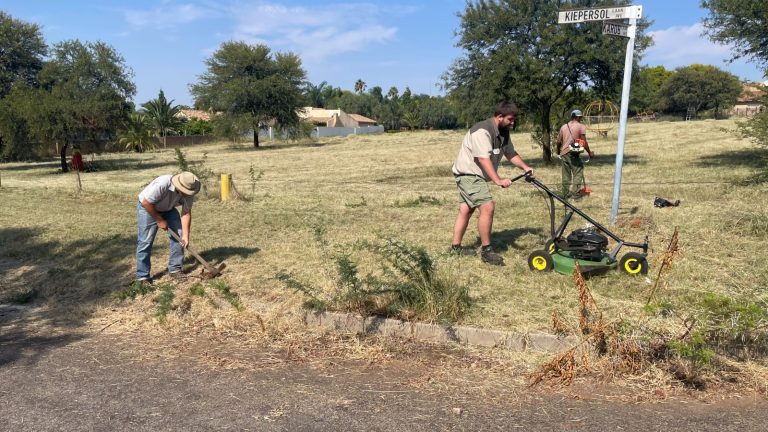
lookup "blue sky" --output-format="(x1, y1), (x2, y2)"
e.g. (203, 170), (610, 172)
(2, 1), (765, 107)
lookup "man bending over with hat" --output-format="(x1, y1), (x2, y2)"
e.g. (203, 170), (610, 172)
(135, 172), (201, 285)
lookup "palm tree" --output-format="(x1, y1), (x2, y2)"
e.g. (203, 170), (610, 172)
(141, 89), (181, 148)
(401, 111), (421, 131)
(303, 81), (329, 107)
(354, 79), (367, 95)
(387, 86), (399, 100)
(118, 112), (155, 152)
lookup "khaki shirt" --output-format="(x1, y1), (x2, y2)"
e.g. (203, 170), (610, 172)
(558, 121), (587, 156)
(452, 118), (517, 180)
(138, 175), (194, 213)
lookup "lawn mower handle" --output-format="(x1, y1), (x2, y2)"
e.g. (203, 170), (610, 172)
(510, 170), (534, 183)
(517, 172), (648, 258)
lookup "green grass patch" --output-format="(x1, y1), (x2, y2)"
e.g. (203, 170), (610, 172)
(189, 283), (206, 297)
(154, 283), (175, 322)
(3, 289), (38, 304)
(209, 280), (244, 311)
(114, 280), (157, 301)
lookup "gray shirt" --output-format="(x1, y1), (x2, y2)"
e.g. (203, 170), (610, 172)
(452, 118), (517, 180)
(138, 175), (194, 213)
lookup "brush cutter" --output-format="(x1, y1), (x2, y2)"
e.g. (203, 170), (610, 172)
(510, 171), (649, 277)
(168, 230), (226, 278)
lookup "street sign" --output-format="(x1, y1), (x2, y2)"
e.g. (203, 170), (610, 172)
(558, 6), (642, 24)
(602, 22), (630, 37)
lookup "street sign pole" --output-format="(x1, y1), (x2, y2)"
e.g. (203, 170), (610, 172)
(609, 18), (637, 225)
(558, 5), (642, 225)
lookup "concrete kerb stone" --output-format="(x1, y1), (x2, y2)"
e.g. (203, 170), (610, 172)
(304, 311), (578, 353)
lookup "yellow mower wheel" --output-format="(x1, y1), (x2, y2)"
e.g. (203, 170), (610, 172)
(619, 252), (648, 275)
(545, 239), (558, 255)
(528, 250), (554, 272)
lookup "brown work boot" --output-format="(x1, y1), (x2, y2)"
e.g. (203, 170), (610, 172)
(480, 246), (504, 266)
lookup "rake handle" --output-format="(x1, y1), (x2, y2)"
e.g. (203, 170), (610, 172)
(167, 229), (216, 273)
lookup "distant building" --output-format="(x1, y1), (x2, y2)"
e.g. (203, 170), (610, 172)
(731, 83), (766, 118)
(177, 109), (216, 121)
(298, 107), (377, 128)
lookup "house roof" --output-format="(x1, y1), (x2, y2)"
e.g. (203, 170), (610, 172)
(177, 109), (215, 121)
(349, 114), (377, 124)
(737, 83), (766, 103)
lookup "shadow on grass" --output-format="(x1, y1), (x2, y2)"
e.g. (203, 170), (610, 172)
(201, 246), (260, 261)
(0, 157), (170, 173)
(0, 227), (134, 367)
(85, 158), (171, 172)
(182, 246), (260, 274)
(697, 148), (766, 169)
(508, 153), (647, 168)
(478, 227), (543, 253)
(225, 141), (330, 152)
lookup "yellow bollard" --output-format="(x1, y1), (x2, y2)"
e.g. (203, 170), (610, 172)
(220, 173), (231, 201)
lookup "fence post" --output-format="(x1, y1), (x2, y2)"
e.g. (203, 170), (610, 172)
(221, 174), (232, 201)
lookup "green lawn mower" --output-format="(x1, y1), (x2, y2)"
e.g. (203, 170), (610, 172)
(510, 172), (649, 277)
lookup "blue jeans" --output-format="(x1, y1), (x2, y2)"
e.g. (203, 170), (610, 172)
(135, 202), (183, 280)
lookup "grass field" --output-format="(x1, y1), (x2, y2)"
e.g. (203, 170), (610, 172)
(1, 120), (767, 340)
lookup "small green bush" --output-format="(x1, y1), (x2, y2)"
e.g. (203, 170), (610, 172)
(277, 235), (472, 324)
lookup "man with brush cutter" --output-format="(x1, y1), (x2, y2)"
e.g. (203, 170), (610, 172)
(450, 101), (534, 266)
(134, 172), (200, 286)
(557, 109), (594, 200)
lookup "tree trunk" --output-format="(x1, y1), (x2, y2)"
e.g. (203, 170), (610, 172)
(60, 143), (69, 173)
(163, 131), (167, 149)
(540, 106), (553, 163)
(253, 128), (260, 148)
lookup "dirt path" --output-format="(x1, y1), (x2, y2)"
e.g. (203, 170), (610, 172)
(1, 307), (767, 431)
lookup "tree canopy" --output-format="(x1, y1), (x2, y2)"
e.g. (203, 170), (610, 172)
(190, 42), (306, 147)
(444, 0), (651, 161)
(0, 11), (47, 98)
(702, 0), (768, 69)
(659, 64), (742, 119)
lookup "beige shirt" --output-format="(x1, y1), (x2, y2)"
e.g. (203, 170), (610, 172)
(138, 175), (194, 213)
(452, 118), (517, 180)
(558, 121), (587, 156)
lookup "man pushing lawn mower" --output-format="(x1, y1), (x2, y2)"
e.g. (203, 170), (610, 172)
(134, 172), (200, 286)
(450, 101), (534, 266)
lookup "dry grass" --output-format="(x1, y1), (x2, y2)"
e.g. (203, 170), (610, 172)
(1, 120), (767, 361)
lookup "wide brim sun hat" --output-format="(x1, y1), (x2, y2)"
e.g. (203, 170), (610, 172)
(171, 172), (201, 195)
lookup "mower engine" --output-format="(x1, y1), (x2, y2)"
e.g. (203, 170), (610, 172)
(564, 228), (608, 261)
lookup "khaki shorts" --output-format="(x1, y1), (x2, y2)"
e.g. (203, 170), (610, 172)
(455, 175), (492, 208)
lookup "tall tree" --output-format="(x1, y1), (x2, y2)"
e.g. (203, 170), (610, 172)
(659, 64), (742, 119)
(190, 42), (306, 148)
(32, 40), (135, 171)
(630, 65), (674, 113)
(444, 0), (651, 162)
(702, 0), (768, 69)
(354, 79), (367, 95)
(0, 12), (47, 159)
(0, 12), (47, 98)
(702, 0), (768, 157)
(141, 89), (181, 148)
